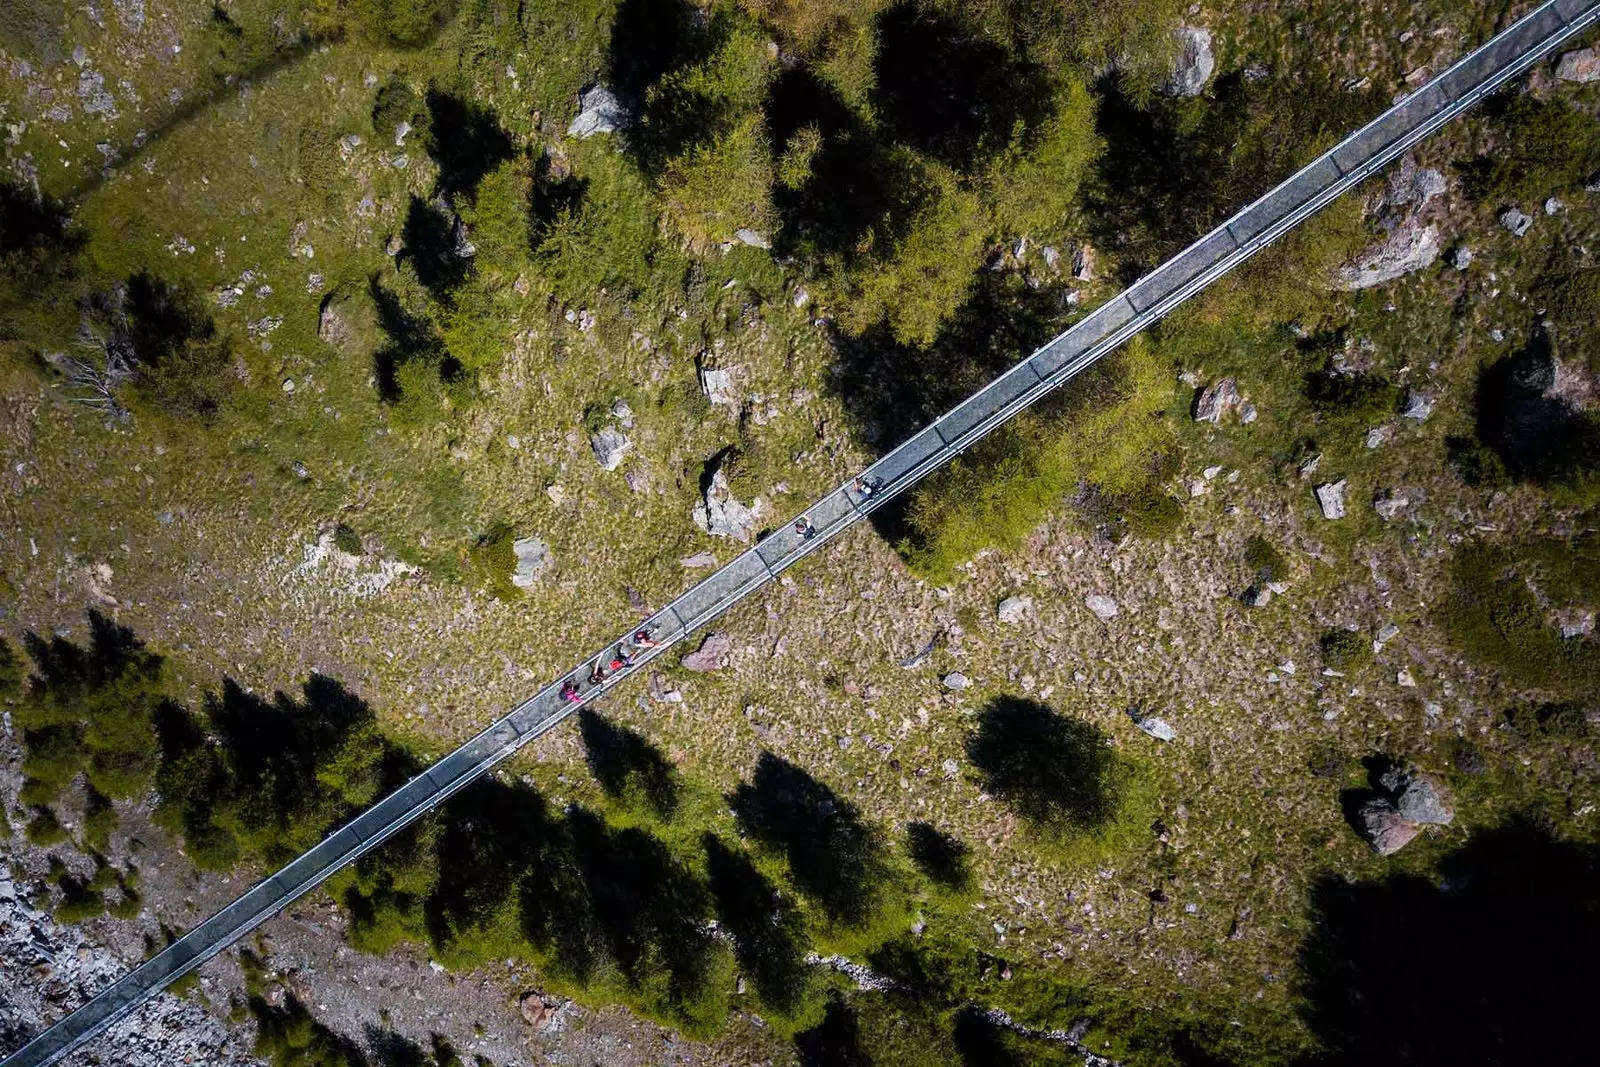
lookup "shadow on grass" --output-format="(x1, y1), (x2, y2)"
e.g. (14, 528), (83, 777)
(905, 821), (973, 893)
(703, 833), (820, 1026)
(965, 696), (1122, 838)
(729, 752), (899, 932)
(1296, 819), (1600, 1065)
(577, 707), (681, 818)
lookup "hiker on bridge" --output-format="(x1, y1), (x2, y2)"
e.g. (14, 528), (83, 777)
(630, 628), (659, 650)
(853, 476), (883, 501)
(560, 678), (582, 704)
(795, 516), (817, 541)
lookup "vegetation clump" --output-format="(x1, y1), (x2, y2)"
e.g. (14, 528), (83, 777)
(1319, 630), (1372, 673)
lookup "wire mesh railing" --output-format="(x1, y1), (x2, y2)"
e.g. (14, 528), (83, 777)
(6, 2), (1598, 1063)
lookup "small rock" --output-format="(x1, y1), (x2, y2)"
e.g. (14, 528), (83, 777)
(1401, 390), (1435, 421)
(1243, 586), (1272, 607)
(682, 632), (733, 673)
(568, 85), (626, 138)
(942, 759), (959, 778)
(1544, 196), (1564, 216)
(1315, 480), (1348, 520)
(1298, 453), (1322, 479)
(941, 671), (971, 691)
(1376, 623), (1401, 644)
(692, 466), (761, 543)
(1396, 668), (1417, 688)
(317, 300), (348, 347)
(1239, 402), (1258, 424)
(1554, 608), (1595, 639)
(700, 366), (738, 409)
(1499, 207), (1533, 237)
(996, 595), (1034, 624)
(734, 228), (770, 249)
(385, 234), (403, 256)
(1365, 425), (1393, 449)
(680, 550), (717, 569)
(1071, 244), (1095, 281)
(1203, 465), (1223, 480)
(281, 378), (295, 394)
(1554, 47), (1600, 83)
(900, 632), (942, 670)
(520, 992), (555, 1030)
(791, 286), (811, 309)
(589, 426), (631, 471)
(510, 537), (551, 589)
(1084, 594), (1119, 621)
(1360, 798), (1420, 855)
(1193, 377), (1241, 423)
(1450, 246), (1473, 270)
(1131, 711), (1176, 741)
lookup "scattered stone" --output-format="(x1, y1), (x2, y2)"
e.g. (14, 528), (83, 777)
(1545, 196), (1564, 215)
(1071, 244), (1095, 281)
(1373, 492), (1410, 521)
(520, 992), (556, 1030)
(941, 759), (960, 778)
(1554, 46), (1600, 83)
(317, 299), (349, 347)
(1203, 465), (1223, 481)
(1499, 207), (1533, 237)
(1243, 586), (1272, 607)
(1315, 480), (1348, 520)
(386, 234), (403, 256)
(1298, 453), (1322, 479)
(996, 595), (1034, 623)
(1131, 710), (1176, 741)
(1450, 246), (1473, 270)
(1238, 402), (1258, 424)
(680, 550), (717, 568)
(900, 631), (942, 670)
(568, 85), (626, 138)
(734, 228), (771, 249)
(1396, 776), (1453, 825)
(1376, 622), (1401, 644)
(1165, 26), (1215, 97)
(1084, 594), (1119, 622)
(1193, 377), (1241, 422)
(1554, 608), (1595, 639)
(791, 286), (811, 309)
(941, 671), (971, 691)
(394, 119), (412, 147)
(1365, 425), (1393, 449)
(682, 631), (733, 672)
(1396, 668), (1417, 688)
(510, 537), (551, 589)
(610, 398), (634, 426)
(1401, 390), (1436, 421)
(589, 426), (631, 471)
(1360, 798), (1420, 855)
(281, 378), (295, 394)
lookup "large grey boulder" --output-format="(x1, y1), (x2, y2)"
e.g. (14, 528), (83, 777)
(568, 85), (627, 138)
(1360, 798), (1420, 855)
(1396, 776), (1454, 825)
(1165, 27), (1215, 97)
(682, 631), (733, 672)
(1316, 480), (1348, 520)
(1332, 218), (1440, 290)
(1085, 594), (1119, 622)
(510, 537), (551, 589)
(1500, 207), (1533, 237)
(1193, 377), (1241, 422)
(1555, 47), (1600, 83)
(589, 426), (631, 471)
(996, 595), (1034, 624)
(692, 466), (762, 543)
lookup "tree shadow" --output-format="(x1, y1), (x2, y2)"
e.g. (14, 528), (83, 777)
(402, 196), (473, 297)
(576, 707), (681, 818)
(529, 151), (588, 247)
(794, 995), (870, 1067)
(871, 2), (1050, 169)
(606, 0), (709, 115)
(965, 697), (1122, 838)
(1462, 330), (1600, 488)
(368, 275), (460, 404)
(905, 821), (973, 893)
(423, 92), (514, 198)
(1296, 819), (1600, 1065)
(729, 752), (897, 931)
(426, 776), (556, 956)
(362, 1027), (466, 1067)
(703, 833), (819, 1023)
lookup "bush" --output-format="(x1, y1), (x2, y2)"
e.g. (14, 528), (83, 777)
(16, 611), (166, 805)
(468, 523), (522, 601)
(1460, 92), (1600, 204)
(660, 115), (775, 248)
(1244, 535), (1289, 584)
(371, 75), (427, 142)
(1114, 485), (1183, 541)
(1504, 702), (1589, 740)
(25, 807), (69, 846)
(1319, 630), (1372, 673)
(1437, 539), (1600, 695)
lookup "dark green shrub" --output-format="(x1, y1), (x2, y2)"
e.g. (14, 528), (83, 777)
(371, 76), (426, 141)
(1304, 365), (1402, 426)
(83, 787), (117, 852)
(51, 858), (105, 922)
(332, 523), (363, 556)
(1115, 485), (1183, 541)
(0, 635), (22, 699)
(24, 807), (69, 846)
(1319, 630), (1373, 673)
(468, 523), (521, 601)
(1244, 535), (1289, 584)
(1460, 93), (1600, 204)
(1504, 702), (1589, 740)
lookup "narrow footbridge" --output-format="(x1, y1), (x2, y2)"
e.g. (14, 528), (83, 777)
(6, 1), (1598, 1063)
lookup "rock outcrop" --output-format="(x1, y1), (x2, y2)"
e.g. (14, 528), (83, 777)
(1165, 27), (1215, 97)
